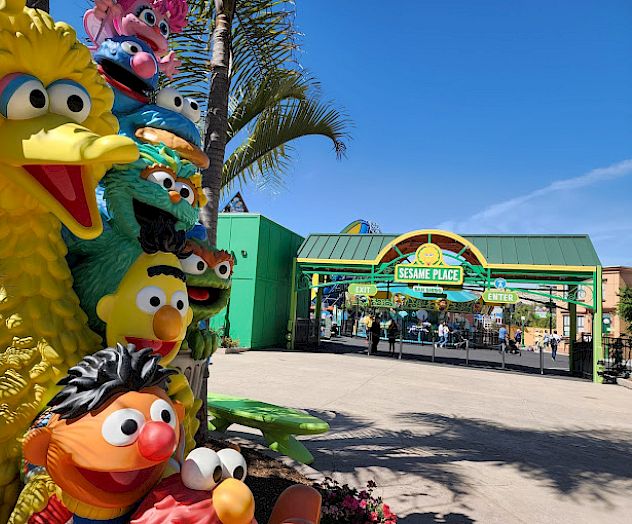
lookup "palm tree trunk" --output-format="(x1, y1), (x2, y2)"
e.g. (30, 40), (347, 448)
(199, 0), (235, 246)
(26, 0), (49, 11)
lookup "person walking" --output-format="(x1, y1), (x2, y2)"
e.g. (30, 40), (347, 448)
(550, 330), (561, 360)
(439, 321), (449, 348)
(498, 325), (508, 352)
(370, 315), (382, 354)
(514, 328), (522, 346)
(387, 319), (398, 356)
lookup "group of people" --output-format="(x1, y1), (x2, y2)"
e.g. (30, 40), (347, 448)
(498, 327), (562, 359)
(366, 315), (400, 356)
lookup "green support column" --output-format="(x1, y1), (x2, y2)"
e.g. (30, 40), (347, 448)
(593, 266), (604, 383)
(288, 259), (298, 350)
(314, 275), (323, 348)
(568, 291), (576, 374)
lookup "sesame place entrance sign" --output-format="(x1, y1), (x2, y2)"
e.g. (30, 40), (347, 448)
(394, 243), (463, 286)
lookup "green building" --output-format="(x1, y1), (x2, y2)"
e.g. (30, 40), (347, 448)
(211, 214), (306, 349)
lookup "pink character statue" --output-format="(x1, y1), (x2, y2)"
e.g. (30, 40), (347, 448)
(84, 0), (188, 77)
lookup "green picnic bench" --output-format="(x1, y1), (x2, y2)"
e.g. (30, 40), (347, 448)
(206, 393), (330, 464)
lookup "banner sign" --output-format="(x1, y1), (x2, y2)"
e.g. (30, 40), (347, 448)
(482, 289), (519, 304)
(348, 283), (378, 297)
(394, 243), (463, 285)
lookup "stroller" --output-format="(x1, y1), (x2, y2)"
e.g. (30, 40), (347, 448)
(507, 338), (521, 355)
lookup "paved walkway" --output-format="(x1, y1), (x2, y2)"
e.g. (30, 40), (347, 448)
(209, 349), (632, 523)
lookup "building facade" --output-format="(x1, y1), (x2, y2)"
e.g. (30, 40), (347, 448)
(556, 266), (632, 339)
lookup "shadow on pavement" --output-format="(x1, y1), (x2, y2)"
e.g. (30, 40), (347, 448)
(399, 512), (476, 523)
(305, 408), (632, 501)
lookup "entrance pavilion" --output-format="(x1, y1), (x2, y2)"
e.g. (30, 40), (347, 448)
(289, 230), (604, 382)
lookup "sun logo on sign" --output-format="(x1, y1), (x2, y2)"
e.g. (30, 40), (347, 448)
(415, 243), (443, 266)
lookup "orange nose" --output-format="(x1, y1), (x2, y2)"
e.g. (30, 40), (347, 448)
(153, 305), (182, 340)
(168, 190), (181, 203)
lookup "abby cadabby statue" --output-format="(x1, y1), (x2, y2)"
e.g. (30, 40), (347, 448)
(84, 0), (188, 77)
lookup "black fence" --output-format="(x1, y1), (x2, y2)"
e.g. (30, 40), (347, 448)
(602, 336), (632, 379)
(571, 336), (593, 379)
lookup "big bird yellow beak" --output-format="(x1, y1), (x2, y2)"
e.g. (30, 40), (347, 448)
(0, 115), (138, 239)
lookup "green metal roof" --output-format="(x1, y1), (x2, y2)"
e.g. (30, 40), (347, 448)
(297, 233), (601, 267)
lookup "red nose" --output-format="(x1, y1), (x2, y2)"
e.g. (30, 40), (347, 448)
(137, 421), (177, 462)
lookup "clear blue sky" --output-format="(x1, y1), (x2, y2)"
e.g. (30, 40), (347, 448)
(53, 1), (632, 265)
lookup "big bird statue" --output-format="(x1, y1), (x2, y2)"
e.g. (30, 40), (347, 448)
(0, 0), (138, 521)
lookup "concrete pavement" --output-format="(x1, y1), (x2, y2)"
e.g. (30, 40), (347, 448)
(208, 348), (632, 523)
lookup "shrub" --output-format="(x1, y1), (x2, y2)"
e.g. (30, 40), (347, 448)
(316, 478), (397, 524)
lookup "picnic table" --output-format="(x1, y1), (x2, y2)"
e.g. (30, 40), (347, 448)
(207, 393), (330, 464)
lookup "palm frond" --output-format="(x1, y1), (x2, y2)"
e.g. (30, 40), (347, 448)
(222, 97), (350, 193)
(228, 69), (314, 140)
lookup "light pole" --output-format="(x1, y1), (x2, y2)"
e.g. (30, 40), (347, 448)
(521, 315), (526, 347)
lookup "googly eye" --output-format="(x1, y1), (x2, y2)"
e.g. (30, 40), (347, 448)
(156, 87), (184, 113)
(149, 398), (177, 429)
(182, 448), (224, 491)
(138, 7), (156, 26)
(181, 253), (207, 275)
(183, 98), (201, 123)
(145, 169), (176, 191)
(0, 74), (48, 120)
(136, 286), (166, 313)
(102, 408), (145, 446)
(159, 19), (170, 38)
(217, 448), (247, 481)
(121, 40), (142, 55)
(48, 80), (91, 123)
(174, 181), (195, 205)
(214, 261), (232, 280)
(170, 291), (189, 316)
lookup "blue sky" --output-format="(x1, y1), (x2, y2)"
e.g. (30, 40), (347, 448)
(53, 1), (632, 265)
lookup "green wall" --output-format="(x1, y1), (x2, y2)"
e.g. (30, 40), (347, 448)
(211, 214), (304, 349)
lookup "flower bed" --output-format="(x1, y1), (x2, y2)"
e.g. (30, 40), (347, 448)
(316, 478), (397, 523)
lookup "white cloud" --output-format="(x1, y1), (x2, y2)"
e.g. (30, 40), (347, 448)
(466, 159), (632, 225)
(436, 159), (632, 266)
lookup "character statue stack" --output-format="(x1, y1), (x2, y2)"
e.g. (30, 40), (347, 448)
(0, 1), (322, 522)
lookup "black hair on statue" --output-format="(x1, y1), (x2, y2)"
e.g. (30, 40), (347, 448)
(137, 213), (190, 259)
(48, 344), (177, 421)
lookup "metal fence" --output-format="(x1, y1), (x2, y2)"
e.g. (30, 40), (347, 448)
(602, 336), (632, 378)
(571, 337), (593, 379)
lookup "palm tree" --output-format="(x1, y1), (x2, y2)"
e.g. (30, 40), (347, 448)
(171, 0), (350, 245)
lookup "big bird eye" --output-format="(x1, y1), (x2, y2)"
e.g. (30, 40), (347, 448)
(156, 87), (184, 113)
(48, 80), (91, 123)
(181, 253), (207, 275)
(170, 291), (189, 316)
(182, 448), (223, 491)
(0, 74), (48, 120)
(102, 408), (145, 446)
(150, 399), (177, 428)
(136, 286), (166, 313)
(214, 261), (232, 280)
(159, 20), (170, 38)
(146, 170), (176, 191)
(217, 448), (247, 481)
(174, 181), (196, 205)
(138, 7), (156, 26)
(121, 41), (142, 55)
(183, 98), (201, 123)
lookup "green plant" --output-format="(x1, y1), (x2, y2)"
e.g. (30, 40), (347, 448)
(221, 336), (240, 349)
(617, 286), (632, 333)
(316, 478), (397, 524)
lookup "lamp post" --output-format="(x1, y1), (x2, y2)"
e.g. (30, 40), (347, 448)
(521, 315), (526, 347)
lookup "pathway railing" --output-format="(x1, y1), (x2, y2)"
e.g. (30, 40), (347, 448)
(602, 336), (632, 378)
